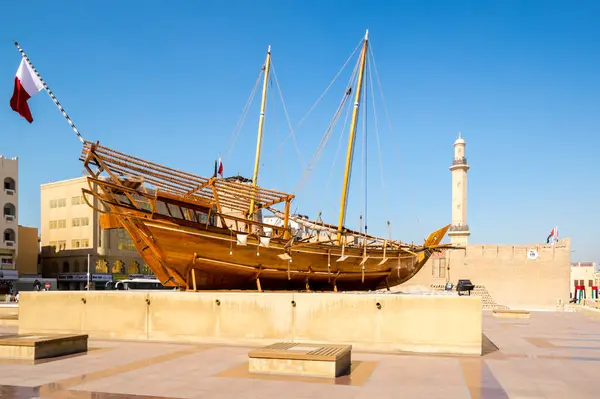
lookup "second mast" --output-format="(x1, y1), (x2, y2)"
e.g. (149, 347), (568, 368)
(249, 45), (272, 219)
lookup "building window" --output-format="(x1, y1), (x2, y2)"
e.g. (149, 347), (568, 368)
(112, 259), (125, 274)
(71, 196), (84, 205)
(50, 198), (67, 208)
(57, 241), (66, 251)
(62, 261), (70, 273)
(73, 260), (80, 273)
(129, 261), (140, 274)
(117, 228), (136, 251)
(58, 219), (66, 229)
(4, 178), (15, 191)
(49, 220), (57, 229)
(589, 280), (594, 287)
(3, 229), (15, 242)
(49, 241), (57, 249)
(81, 239), (89, 248)
(439, 258), (446, 278)
(72, 217), (90, 227)
(72, 239), (80, 248)
(3, 203), (16, 217)
(579, 280), (584, 286)
(95, 259), (108, 273)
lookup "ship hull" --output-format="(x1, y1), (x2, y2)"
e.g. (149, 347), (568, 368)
(115, 211), (429, 291)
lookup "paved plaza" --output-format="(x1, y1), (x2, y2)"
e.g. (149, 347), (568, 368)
(0, 310), (598, 398)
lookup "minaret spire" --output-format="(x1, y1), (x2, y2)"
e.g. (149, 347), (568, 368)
(448, 132), (471, 245)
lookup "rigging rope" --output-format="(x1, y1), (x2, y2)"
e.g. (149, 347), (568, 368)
(321, 89), (354, 213)
(270, 62), (321, 212)
(268, 74), (285, 183)
(367, 52), (391, 234)
(369, 44), (423, 238)
(222, 69), (264, 164)
(294, 38), (365, 130)
(294, 52), (362, 195)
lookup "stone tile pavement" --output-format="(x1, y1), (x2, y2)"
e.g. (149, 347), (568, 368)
(0, 310), (599, 398)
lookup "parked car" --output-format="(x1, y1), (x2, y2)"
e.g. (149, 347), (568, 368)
(456, 279), (474, 296)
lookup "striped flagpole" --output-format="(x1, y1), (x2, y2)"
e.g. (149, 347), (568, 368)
(13, 41), (85, 144)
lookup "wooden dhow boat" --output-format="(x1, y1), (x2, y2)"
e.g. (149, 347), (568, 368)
(15, 32), (452, 292)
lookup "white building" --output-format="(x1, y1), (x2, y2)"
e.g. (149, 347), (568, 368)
(448, 132), (471, 245)
(570, 262), (599, 298)
(0, 155), (18, 282)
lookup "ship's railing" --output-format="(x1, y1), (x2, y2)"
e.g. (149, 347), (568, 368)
(85, 176), (294, 239)
(80, 141), (293, 213)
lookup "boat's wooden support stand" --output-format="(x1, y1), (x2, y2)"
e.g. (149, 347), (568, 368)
(255, 267), (263, 292)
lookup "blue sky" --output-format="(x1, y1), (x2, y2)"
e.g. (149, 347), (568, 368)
(1, 0), (599, 262)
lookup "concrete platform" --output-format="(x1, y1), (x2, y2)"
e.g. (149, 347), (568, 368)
(18, 291), (483, 355)
(0, 334), (88, 360)
(248, 342), (351, 378)
(493, 309), (530, 319)
(0, 315), (18, 327)
(0, 311), (599, 398)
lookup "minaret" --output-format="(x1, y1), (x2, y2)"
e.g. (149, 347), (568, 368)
(448, 132), (470, 245)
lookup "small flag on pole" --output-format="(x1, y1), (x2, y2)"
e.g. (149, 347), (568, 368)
(10, 57), (43, 123)
(546, 226), (558, 245)
(217, 158), (223, 177)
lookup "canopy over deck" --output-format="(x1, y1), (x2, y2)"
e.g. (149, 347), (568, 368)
(80, 141), (294, 213)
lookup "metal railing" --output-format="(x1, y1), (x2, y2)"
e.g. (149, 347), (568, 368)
(449, 224), (470, 232)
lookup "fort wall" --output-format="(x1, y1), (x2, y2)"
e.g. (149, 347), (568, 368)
(401, 238), (571, 310)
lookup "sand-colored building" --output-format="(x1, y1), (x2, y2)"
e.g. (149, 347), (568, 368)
(0, 155), (19, 291)
(570, 262), (599, 298)
(40, 177), (150, 290)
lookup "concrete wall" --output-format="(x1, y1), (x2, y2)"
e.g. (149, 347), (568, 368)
(401, 238), (571, 310)
(16, 226), (38, 276)
(19, 291), (482, 355)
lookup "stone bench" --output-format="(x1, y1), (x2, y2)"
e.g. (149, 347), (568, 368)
(248, 342), (352, 378)
(493, 309), (530, 319)
(0, 334), (88, 360)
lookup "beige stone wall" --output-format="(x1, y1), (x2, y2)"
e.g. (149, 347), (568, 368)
(19, 291), (482, 355)
(15, 226), (38, 275)
(401, 238), (571, 310)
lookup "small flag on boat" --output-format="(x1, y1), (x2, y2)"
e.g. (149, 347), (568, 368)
(217, 158), (223, 177)
(9, 57), (43, 123)
(546, 226), (558, 245)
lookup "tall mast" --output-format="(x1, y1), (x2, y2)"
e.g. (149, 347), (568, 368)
(249, 45), (272, 219)
(336, 30), (369, 244)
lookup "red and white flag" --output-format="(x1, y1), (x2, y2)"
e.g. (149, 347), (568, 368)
(10, 58), (43, 123)
(546, 226), (558, 244)
(217, 157), (224, 177)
